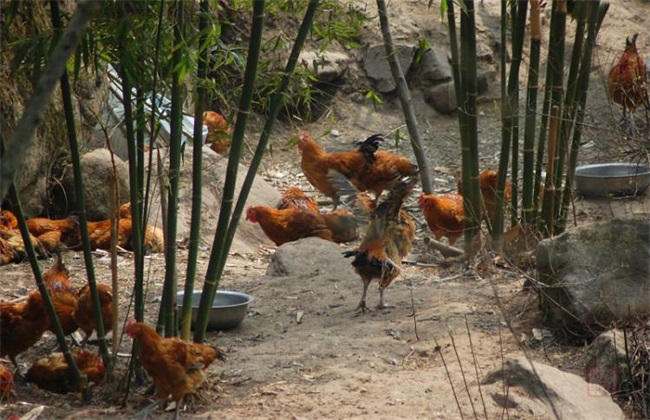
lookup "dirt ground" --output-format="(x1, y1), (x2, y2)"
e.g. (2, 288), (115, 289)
(2, 0), (650, 419)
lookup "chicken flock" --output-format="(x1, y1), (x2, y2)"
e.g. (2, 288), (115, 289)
(246, 131), (513, 312)
(1, 33), (646, 417)
(0, 254), (112, 394)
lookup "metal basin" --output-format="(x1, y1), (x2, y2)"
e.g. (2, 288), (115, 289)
(575, 163), (650, 197)
(177, 290), (253, 331)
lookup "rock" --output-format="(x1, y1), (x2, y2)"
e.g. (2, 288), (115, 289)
(299, 51), (350, 83)
(61, 149), (131, 221)
(414, 47), (452, 85)
(482, 356), (624, 419)
(363, 44), (415, 93)
(535, 218), (650, 337)
(584, 330), (629, 394)
(267, 237), (356, 279)
(424, 81), (457, 114)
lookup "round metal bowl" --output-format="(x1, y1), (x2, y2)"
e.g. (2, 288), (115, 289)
(176, 290), (253, 331)
(574, 163), (650, 197)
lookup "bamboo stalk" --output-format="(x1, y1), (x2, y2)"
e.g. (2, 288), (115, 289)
(558, 2), (607, 232)
(446, 0), (472, 257)
(180, 0), (211, 341)
(522, 0), (542, 224)
(495, 0), (527, 248)
(547, 1), (566, 236)
(194, 0), (267, 342)
(451, 0), (481, 257)
(119, 61), (148, 322)
(161, 0), (185, 338)
(553, 0), (584, 227)
(220, 0), (321, 311)
(542, 105), (560, 236)
(508, 1), (528, 228)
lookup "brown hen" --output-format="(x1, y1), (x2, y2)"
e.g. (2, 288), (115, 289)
(246, 205), (333, 246)
(74, 283), (114, 344)
(125, 319), (226, 419)
(203, 111), (232, 154)
(0, 290), (51, 368)
(276, 187), (360, 243)
(26, 349), (105, 394)
(418, 192), (464, 246)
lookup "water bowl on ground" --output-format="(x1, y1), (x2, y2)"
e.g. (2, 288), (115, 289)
(574, 163), (650, 197)
(176, 290), (253, 331)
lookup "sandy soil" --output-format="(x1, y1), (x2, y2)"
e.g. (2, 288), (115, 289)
(2, 0), (650, 419)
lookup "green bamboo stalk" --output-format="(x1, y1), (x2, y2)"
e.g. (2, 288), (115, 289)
(123, 0), (170, 403)
(494, 0), (527, 247)
(445, 0), (472, 247)
(553, 0), (584, 226)
(500, 0), (506, 102)
(557, 2), (607, 232)
(194, 0), (266, 343)
(459, 0), (481, 257)
(180, 0), (211, 341)
(220, 0), (320, 307)
(161, 0), (185, 338)
(508, 1), (528, 227)
(522, 0), (542, 224)
(138, 0), (167, 326)
(136, 88), (146, 201)
(541, 105), (559, 236)
(376, 0), (433, 193)
(0, 0), (99, 201)
(119, 62), (146, 319)
(545, 0), (566, 236)
(219, 0), (319, 268)
(533, 2), (563, 217)
(49, 0), (111, 370)
(446, 0), (464, 121)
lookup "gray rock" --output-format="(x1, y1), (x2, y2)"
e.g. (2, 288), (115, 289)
(536, 218), (650, 337)
(414, 47), (452, 85)
(300, 51), (350, 82)
(363, 44), (415, 93)
(424, 81), (457, 114)
(482, 356), (624, 419)
(267, 237), (356, 279)
(62, 148), (131, 221)
(585, 330), (629, 394)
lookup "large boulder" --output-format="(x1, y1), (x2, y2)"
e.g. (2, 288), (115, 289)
(267, 236), (356, 279)
(584, 330), (629, 394)
(363, 44), (416, 93)
(536, 218), (650, 337)
(299, 50), (350, 83)
(414, 47), (453, 85)
(61, 148), (131, 220)
(482, 356), (624, 419)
